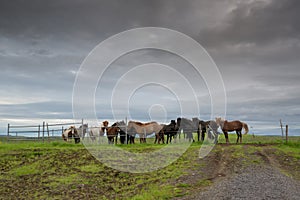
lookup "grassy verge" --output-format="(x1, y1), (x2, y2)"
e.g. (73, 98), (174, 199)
(0, 136), (299, 199)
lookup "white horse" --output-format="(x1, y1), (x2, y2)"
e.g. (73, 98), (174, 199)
(84, 121), (109, 142)
(77, 124), (88, 139)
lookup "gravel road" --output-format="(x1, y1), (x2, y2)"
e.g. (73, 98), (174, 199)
(186, 165), (300, 200)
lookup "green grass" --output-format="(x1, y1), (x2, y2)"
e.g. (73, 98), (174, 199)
(196, 179), (212, 187)
(0, 136), (299, 199)
(10, 163), (40, 176)
(275, 142), (300, 159)
(130, 184), (185, 200)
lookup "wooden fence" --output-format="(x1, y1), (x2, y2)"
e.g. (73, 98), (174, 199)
(6, 119), (83, 142)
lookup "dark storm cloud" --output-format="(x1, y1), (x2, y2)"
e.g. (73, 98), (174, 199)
(0, 0), (159, 39)
(200, 0), (300, 47)
(0, 0), (299, 135)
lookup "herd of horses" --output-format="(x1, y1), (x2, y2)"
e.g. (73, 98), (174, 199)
(62, 117), (249, 145)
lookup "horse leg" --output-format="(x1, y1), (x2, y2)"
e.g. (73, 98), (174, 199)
(201, 130), (205, 141)
(224, 131), (229, 144)
(236, 131), (239, 144)
(166, 134), (169, 144)
(239, 131), (242, 143)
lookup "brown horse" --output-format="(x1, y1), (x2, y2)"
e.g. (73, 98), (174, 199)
(106, 121), (126, 144)
(215, 117), (249, 144)
(106, 125), (119, 144)
(127, 121), (163, 143)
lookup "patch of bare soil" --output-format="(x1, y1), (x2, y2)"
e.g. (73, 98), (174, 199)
(176, 144), (300, 200)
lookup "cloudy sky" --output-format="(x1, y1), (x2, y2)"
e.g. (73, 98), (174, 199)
(1, 0), (299, 135)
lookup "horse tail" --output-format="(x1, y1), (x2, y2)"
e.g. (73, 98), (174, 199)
(242, 122), (249, 135)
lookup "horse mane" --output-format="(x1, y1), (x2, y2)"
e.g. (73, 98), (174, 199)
(129, 121), (156, 126)
(79, 124), (88, 128)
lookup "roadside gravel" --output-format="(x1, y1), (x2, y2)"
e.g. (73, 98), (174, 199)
(186, 165), (300, 200)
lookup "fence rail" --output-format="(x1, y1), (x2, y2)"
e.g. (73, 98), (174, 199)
(7, 119), (84, 142)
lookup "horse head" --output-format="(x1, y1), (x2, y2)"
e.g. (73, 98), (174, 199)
(70, 126), (80, 143)
(215, 117), (225, 128)
(102, 121), (109, 127)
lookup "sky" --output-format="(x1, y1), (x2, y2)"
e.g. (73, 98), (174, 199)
(0, 0), (299, 135)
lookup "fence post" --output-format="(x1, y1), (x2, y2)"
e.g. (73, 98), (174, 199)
(42, 121), (45, 143)
(38, 125), (41, 139)
(286, 125), (288, 143)
(7, 123), (10, 142)
(47, 123), (50, 142)
(280, 119), (284, 143)
(81, 118), (84, 139)
(125, 117), (127, 144)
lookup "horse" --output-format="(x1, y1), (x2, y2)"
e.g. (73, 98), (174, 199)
(107, 121), (126, 144)
(116, 121), (126, 144)
(155, 126), (165, 144)
(157, 120), (178, 144)
(192, 118), (219, 142)
(77, 124), (88, 139)
(215, 117), (249, 144)
(101, 121), (109, 136)
(106, 125), (119, 144)
(176, 118), (196, 142)
(62, 126), (80, 144)
(127, 121), (163, 143)
(127, 125), (136, 144)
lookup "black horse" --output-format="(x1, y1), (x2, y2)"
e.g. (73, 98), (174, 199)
(192, 118), (219, 142)
(112, 121), (126, 144)
(126, 126), (136, 144)
(177, 118), (196, 142)
(156, 120), (178, 144)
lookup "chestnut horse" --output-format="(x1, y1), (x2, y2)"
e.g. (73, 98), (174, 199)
(62, 126), (80, 144)
(106, 125), (119, 144)
(215, 117), (249, 144)
(106, 121), (126, 144)
(127, 121), (163, 143)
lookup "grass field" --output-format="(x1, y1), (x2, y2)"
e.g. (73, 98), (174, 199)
(0, 134), (299, 199)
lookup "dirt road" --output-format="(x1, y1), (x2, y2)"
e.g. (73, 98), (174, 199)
(177, 144), (300, 200)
